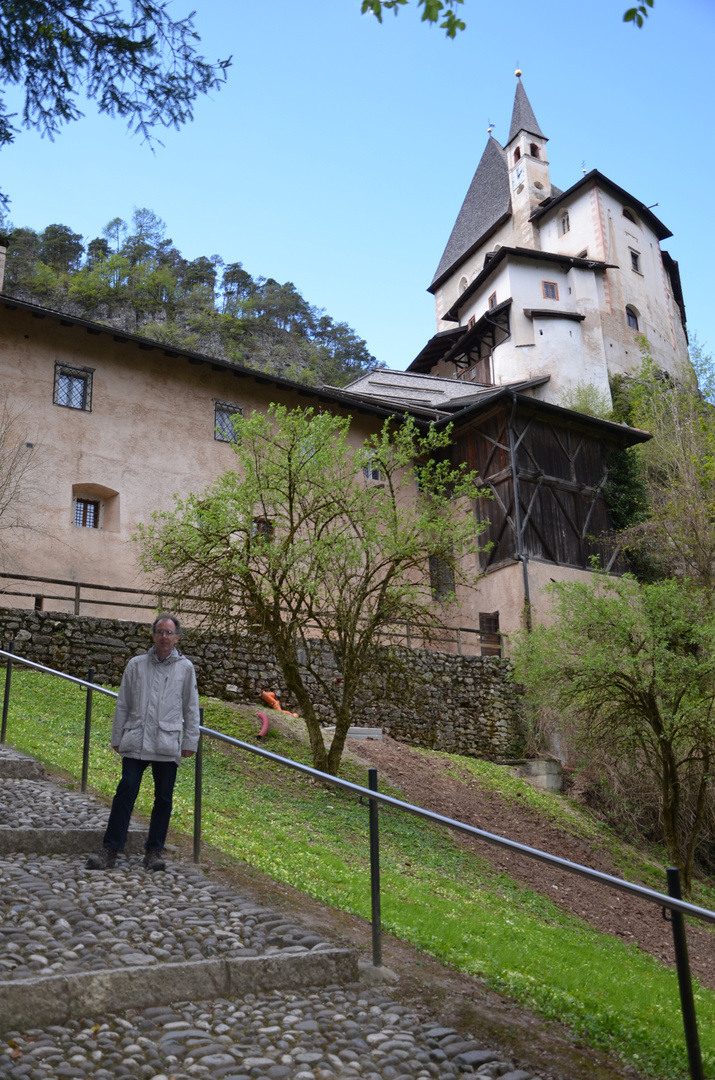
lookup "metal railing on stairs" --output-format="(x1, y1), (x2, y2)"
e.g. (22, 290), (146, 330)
(0, 643), (712, 1080)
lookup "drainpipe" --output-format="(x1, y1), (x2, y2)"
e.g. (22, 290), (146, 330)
(508, 392), (532, 631)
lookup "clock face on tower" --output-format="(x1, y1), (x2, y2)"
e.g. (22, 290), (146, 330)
(512, 162), (525, 190)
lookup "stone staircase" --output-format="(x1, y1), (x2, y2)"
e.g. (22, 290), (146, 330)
(0, 744), (569, 1079)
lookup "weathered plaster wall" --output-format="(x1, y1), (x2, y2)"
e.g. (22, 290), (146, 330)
(0, 609), (525, 761)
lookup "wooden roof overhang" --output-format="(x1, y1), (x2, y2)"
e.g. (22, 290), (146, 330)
(433, 386), (651, 447)
(407, 327), (466, 374)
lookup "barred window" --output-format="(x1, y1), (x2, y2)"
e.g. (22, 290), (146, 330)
(75, 498), (99, 528)
(215, 400), (242, 442)
(54, 364), (92, 411)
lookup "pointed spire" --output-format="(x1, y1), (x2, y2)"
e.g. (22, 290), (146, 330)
(508, 77), (545, 144)
(430, 135), (510, 290)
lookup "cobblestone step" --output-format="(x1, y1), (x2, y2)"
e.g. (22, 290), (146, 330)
(0, 748), (554, 1079)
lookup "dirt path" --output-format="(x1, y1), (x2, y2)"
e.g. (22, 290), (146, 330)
(350, 736), (715, 991)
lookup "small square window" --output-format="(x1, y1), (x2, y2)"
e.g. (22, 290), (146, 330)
(54, 364), (92, 411)
(542, 281), (558, 300)
(364, 460), (383, 482)
(215, 400), (242, 442)
(75, 498), (99, 528)
(630, 250), (641, 273)
(488, 292), (497, 310)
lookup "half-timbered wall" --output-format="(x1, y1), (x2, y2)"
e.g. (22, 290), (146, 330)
(455, 403), (623, 574)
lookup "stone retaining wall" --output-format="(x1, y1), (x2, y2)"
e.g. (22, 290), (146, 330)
(0, 608), (524, 760)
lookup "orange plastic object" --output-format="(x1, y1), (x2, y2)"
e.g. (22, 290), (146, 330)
(256, 710), (270, 738)
(259, 689), (283, 711)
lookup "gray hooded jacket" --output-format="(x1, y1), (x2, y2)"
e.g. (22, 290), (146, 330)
(110, 647), (200, 765)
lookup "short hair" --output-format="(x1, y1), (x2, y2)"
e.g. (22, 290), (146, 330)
(152, 613), (180, 634)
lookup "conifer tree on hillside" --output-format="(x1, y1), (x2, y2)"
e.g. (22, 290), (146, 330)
(1, 210), (380, 389)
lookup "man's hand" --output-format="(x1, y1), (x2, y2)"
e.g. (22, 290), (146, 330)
(181, 749), (195, 758)
(112, 746), (120, 754)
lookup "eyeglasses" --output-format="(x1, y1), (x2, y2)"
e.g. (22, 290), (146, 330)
(153, 629), (176, 637)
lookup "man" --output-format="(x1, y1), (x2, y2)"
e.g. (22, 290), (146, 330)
(86, 614), (200, 871)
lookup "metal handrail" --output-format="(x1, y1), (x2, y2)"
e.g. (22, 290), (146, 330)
(0, 645), (709, 1078)
(0, 648), (119, 697)
(198, 725), (715, 926)
(1, 645), (713, 923)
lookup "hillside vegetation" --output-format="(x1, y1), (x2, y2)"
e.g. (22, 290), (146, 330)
(3, 668), (715, 1080)
(1, 209), (380, 387)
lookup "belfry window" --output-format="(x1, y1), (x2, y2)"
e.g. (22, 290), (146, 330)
(530, 143), (539, 158)
(513, 147), (521, 163)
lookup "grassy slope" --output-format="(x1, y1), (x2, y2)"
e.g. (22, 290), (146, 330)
(2, 668), (715, 1080)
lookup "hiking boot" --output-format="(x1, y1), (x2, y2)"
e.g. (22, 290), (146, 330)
(143, 849), (167, 872)
(86, 846), (117, 870)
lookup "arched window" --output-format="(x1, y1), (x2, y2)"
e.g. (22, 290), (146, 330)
(458, 276), (468, 295)
(560, 211), (570, 236)
(513, 147), (521, 163)
(626, 306), (639, 331)
(530, 143), (539, 158)
(623, 207), (637, 224)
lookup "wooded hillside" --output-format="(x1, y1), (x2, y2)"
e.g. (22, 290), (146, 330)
(1, 208), (379, 388)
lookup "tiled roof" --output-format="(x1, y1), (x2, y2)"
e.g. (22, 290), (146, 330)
(507, 79), (546, 143)
(430, 136), (511, 292)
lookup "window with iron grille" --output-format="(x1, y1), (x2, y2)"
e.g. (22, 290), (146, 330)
(54, 364), (92, 411)
(215, 400), (242, 442)
(75, 498), (99, 528)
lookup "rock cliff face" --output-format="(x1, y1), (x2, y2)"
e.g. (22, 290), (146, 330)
(0, 609), (525, 761)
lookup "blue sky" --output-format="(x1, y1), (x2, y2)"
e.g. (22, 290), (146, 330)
(2, 0), (713, 369)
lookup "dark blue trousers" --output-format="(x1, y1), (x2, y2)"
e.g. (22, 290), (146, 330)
(103, 757), (178, 853)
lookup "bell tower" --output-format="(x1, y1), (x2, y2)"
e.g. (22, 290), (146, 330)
(505, 72), (551, 248)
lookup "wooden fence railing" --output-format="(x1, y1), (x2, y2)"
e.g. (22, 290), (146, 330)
(0, 571), (505, 657)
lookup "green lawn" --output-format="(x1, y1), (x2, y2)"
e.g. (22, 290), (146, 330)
(2, 668), (714, 1080)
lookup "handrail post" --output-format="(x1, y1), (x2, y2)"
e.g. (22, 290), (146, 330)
(74, 582), (81, 616)
(1, 639), (14, 743)
(81, 666), (94, 793)
(667, 867), (704, 1080)
(193, 709), (204, 864)
(368, 767), (382, 967)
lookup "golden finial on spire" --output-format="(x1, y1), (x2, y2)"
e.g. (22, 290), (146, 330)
(515, 67), (522, 78)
